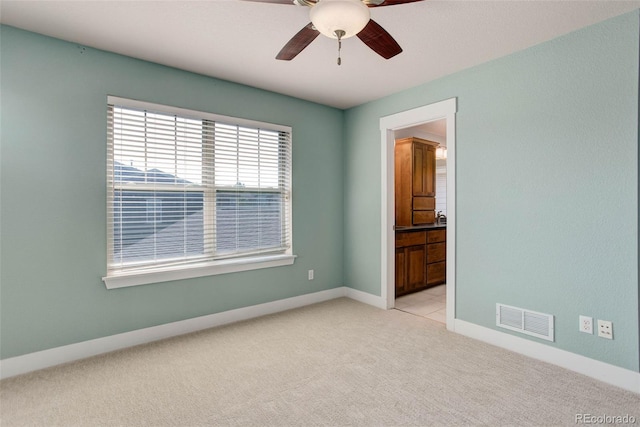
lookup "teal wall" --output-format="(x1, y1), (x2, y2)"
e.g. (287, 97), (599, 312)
(344, 11), (640, 371)
(2, 11), (639, 373)
(0, 25), (344, 359)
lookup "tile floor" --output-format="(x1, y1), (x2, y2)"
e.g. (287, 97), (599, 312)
(394, 284), (446, 324)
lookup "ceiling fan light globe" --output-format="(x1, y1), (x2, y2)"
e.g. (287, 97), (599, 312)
(310, 0), (370, 39)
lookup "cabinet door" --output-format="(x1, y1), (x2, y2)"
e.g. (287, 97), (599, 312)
(412, 143), (436, 197)
(395, 248), (407, 296)
(406, 245), (427, 292)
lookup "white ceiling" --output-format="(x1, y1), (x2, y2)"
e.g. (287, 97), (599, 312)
(2, 0), (639, 109)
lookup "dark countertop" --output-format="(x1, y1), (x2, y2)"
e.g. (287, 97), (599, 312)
(395, 223), (447, 231)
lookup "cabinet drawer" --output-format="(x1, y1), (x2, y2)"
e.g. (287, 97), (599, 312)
(427, 242), (446, 263)
(413, 211), (435, 225)
(427, 229), (446, 243)
(413, 197), (435, 211)
(395, 231), (426, 248)
(427, 261), (446, 285)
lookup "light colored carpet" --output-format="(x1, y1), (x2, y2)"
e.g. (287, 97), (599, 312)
(1, 297), (639, 426)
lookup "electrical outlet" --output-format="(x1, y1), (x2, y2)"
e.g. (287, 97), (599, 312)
(308, 270), (314, 281)
(597, 319), (613, 339)
(579, 315), (593, 334)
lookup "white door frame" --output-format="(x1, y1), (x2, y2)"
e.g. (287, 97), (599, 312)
(379, 98), (457, 331)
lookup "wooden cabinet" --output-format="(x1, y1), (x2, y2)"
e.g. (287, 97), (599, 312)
(395, 228), (446, 297)
(395, 137), (438, 227)
(395, 231), (427, 296)
(412, 142), (436, 197)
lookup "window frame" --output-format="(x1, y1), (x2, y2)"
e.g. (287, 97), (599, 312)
(102, 96), (295, 289)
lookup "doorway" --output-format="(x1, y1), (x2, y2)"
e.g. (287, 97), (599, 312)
(393, 121), (447, 323)
(379, 98), (457, 331)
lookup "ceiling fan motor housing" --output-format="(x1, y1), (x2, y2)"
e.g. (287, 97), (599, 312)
(310, 0), (371, 39)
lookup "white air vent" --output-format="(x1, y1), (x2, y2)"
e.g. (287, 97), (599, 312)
(496, 304), (554, 341)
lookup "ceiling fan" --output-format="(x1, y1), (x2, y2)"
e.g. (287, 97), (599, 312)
(243, 0), (424, 64)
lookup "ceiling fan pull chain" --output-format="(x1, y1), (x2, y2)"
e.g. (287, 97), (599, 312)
(335, 29), (345, 66)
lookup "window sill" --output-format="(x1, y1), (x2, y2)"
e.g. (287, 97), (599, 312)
(102, 254), (297, 289)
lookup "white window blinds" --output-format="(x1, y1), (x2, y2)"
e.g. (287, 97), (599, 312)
(106, 97), (292, 276)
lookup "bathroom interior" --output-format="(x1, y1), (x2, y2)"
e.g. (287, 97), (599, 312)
(393, 118), (447, 324)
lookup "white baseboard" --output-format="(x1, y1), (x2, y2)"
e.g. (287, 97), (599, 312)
(454, 319), (640, 394)
(345, 287), (387, 309)
(0, 287), (348, 380)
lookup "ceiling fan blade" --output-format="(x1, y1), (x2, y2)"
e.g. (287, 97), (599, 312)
(276, 23), (320, 60)
(365, 0), (424, 6)
(356, 19), (402, 59)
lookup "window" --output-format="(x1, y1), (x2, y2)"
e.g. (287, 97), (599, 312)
(104, 97), (293, 289)
(435, 151), (447, 217)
